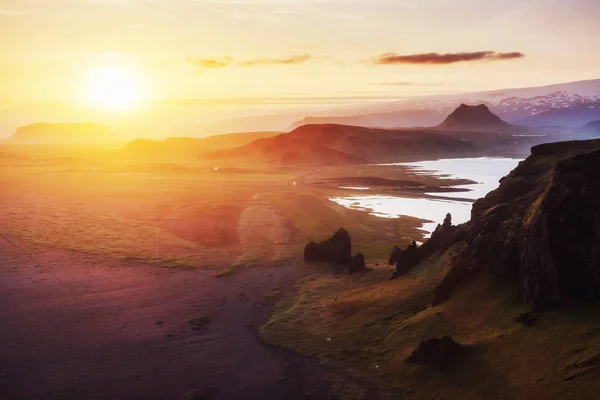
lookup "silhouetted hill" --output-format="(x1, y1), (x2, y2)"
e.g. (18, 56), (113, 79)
(436, 104), (516, 132)
(120, 131), (282, 162)
(290, 109), (445, 130)
(7, 122), (116, 144)
(421, 138), (600, 309)
(578, 120), (600, 135)
(206, 124), (475, 166)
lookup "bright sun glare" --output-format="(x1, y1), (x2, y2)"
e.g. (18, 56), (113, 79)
(85, 66), (141, 110)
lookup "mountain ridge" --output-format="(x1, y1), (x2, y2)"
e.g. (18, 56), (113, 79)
(119, 131), (283, 162)
(289, 79), (600, 131)
(436, 103), (516, 132)
(7, 122), (116, 144)
(205, 123), (476, 166)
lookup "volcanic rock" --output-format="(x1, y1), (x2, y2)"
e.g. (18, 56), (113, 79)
(304, 228), (352, 265)
(431, 139), (600, 309)
(348, 252), (366, 274)
(390, 213), (457, 280)
(389, 242), (419, 279)
(406, 336), (463, 368)
(437, 104), (513, 132)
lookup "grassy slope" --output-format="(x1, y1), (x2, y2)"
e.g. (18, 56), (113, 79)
(261, 245), (600, 399)
(0, 159), (427, 271)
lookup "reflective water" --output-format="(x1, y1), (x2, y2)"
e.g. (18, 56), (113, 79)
(338, 186), (370, 190)
(329, 157), (522, 235)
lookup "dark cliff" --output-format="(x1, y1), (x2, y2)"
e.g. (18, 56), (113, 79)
(432, 139), (600, 309)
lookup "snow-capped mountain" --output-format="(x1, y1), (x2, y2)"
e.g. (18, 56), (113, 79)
(491, 91), (600, 121)
(291, 79), (600, 131)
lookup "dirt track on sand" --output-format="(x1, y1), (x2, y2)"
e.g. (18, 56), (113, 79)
(0, 237), (332, 400)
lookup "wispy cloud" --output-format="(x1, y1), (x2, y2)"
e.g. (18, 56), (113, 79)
(371, 51), (525, 65)
(187, 54), (313, 69)
(187, 57), (233, 69)
(239, 54), (312, 66)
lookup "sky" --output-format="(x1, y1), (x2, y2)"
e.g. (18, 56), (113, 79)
(1, 0), (599, 108)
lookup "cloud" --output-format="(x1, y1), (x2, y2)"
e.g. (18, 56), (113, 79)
(187, 57), (233, 69)
(371, 51), (525, 65)
(238, 54), (312, 66)
(187, 54), (312, 69)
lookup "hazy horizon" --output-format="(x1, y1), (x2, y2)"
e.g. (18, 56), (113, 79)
(2, 0), (600, 139)
(2, 76), (599, 140)
(3, 0), (599, 104)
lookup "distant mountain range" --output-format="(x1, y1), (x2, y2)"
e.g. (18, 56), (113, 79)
(204, 105), (548, 166)
(6, 122), (116, 144)
(513, 103), (600, 130)
(290, 79), (600, 132)
(119, 131), (282, 162)
(7, 104), (571, 167)
(205, 124), (475, 166)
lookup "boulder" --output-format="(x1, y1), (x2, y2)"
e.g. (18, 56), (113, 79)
(348, 252), (365, 274)
(406, 336), (463, 368)
(303, 228), (352, 265)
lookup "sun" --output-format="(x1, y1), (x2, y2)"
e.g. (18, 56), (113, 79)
(85, 66), (142, 110)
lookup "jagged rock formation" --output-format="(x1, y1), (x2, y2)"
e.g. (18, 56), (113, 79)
(431, 139), (600, 309)
(405, 336), (463, 368)
(304, 228), (352, 265)
(388, 242), (419, 279)
(304, 229), (366, 274)
(389, 213), (457, 280)
(348, 253), (366, 274)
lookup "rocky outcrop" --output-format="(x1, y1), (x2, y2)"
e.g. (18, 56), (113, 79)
(520, 150), (600, 308)
(348, 253), (366, 274)
(304, 228), (352, 265)
(389, 213), (457, 280)
(406, 336), (463, 368)
(430, 139), (600, 309)
(304, 229), (366, 274)
(388, 242), (419, 279)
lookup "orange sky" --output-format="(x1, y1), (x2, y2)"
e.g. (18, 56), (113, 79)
(1, 0), (599, 109)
